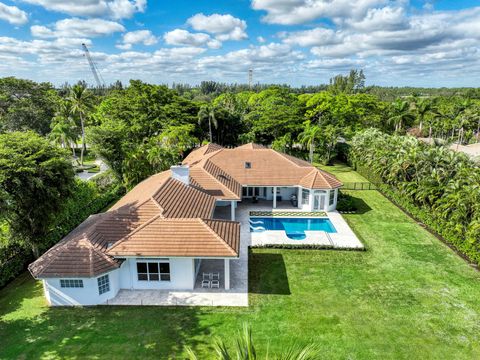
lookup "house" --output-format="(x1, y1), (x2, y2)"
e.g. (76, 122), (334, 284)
(29, 143), (342, 306)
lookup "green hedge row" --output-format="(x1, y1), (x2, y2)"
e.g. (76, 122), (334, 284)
(0, 173), (123, 288)
(349, 129), (480, 266)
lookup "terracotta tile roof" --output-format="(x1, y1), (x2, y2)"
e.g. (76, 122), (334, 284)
(197, 143), (342, 189)
(153, 177), (216, 218)
(190, 167), (241, 200)
(28, 214), (122, 278)
(110, 171), (171, 211)
(236, 143), (267, 149)
(183, 143), (224, 166)
(107, 217), (239, 257)
(299, 169), (343, 189)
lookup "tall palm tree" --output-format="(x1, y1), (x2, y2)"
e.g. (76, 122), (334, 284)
(298, 120), (322, 163)
(50, 100), (78, 156)
(388, 100), (415, 133)
(68, 84), (92, 165)
(198, 104), (218, 143)
(186, 324), (320, 360)
(412, 98), (432, 135)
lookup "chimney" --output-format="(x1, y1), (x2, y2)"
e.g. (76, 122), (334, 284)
(170, 164), (190, 185)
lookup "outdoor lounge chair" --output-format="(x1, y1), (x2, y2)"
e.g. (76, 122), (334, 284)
(212, 272), (220, 280)
(211, 280), (220, 288)
(202, 280), (210, 288)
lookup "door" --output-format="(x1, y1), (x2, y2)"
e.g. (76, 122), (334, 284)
(313, 193), (326, 211)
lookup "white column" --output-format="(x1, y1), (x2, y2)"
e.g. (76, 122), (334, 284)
(273, 186), (277, 208)
(297, 187), (302, 209)
(230, 201), (235, 221)
(224, 258), (230, 290)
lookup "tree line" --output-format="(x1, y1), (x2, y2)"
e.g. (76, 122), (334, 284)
(0, 72), (480, 269)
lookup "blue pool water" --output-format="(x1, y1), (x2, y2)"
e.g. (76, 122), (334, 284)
(250, 217), (337, 240)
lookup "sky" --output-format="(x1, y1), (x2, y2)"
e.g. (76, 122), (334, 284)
(0, 0), (480, 87)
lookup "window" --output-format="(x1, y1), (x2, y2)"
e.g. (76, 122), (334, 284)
(242, 187), (259, 198)
(302, 189), (310, 205)
(329, 190), (335, 206)
(244, 162), (251, 169)
(60, 279), (83, 288)
(97, 274), (110, 295)
(137, 261), (170, 281)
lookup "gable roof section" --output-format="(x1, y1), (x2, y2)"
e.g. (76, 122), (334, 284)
(107, 217), (239, 258)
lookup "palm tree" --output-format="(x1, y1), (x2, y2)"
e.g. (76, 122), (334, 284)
(49, 100), (78, 156)
(68, 83), (92, 165)
(388, 100), (415, 133)
(198, 104), (218, 143)
(298, 120), (322, 163)
(186, 324), (320, 360)
(412, 98), (432, 135)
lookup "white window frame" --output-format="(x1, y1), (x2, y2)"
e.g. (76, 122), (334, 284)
(136, 261), (171, 282)
(60, 279), (83, 288)
(302, 189), (310, 205)
(329, 190), (335, 206)
(97, 274), (110, 295)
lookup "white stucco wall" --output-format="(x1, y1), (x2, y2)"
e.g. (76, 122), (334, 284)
(43, 269), (120, 306)
(118, 257), (195, 291)
(300, 188), (338, 212)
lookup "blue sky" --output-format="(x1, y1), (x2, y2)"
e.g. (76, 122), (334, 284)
(1, 0), (480, 87)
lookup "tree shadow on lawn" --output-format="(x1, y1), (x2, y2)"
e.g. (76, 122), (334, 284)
(0, 276), (210, 359)
(342, 193), (372, 215)
(248, 251), (291, 295)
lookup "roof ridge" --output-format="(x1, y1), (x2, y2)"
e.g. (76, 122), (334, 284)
(200, 218), (238, 256)
(271, 149), (306, 168)
(107, 214), (162, 253)
(194, 164), (239, 199)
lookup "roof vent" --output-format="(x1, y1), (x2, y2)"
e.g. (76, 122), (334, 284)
(245, 162), (251, 169)
(170, 164), (190, 185)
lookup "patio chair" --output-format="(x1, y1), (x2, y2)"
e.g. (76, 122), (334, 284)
(211, 280), (220, 288)
(202, 280), (210, 288)
(202, 273), (210, 280)
(212, 272), (220, 280)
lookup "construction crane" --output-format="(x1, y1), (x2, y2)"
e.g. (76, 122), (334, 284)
(82, 43), (104, 87)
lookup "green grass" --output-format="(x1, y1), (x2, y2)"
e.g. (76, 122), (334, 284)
(1, 165), (480, 359)
(316, 162), (369, 183)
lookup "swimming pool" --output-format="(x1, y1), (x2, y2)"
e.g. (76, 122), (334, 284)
(250, 217), (337, 240)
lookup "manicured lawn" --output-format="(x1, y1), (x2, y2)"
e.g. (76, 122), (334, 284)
(316, 162), (369, 183)
(1, 166), (480, 359)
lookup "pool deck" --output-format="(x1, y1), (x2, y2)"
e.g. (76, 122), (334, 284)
(228, 203), (364, 249)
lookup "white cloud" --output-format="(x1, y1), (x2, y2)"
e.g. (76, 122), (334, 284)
(282, 28), (341, 47)
(164, 29), (221, 49)
(116, 30), (157, 50)
(251, 0), (386, 25)
(21, 0), (146, 19)
(31, 18), (125, 39)
(187, 13), (247, 41)
(257, 36), (266, 43)
(0, 2), (28, 25)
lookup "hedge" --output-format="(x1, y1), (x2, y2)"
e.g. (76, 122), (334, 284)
(0, 173), (123, 289)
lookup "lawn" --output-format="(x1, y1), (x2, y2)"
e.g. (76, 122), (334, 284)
(1, 165), (480, 359)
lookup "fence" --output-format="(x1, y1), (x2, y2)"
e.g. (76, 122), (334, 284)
(342, 182), (378, 190)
